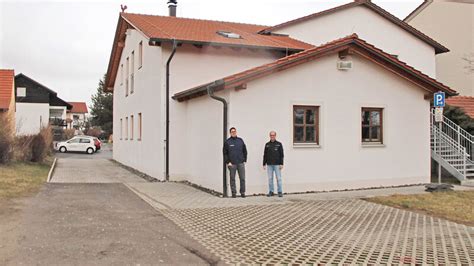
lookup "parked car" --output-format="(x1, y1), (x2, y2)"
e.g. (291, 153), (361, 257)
(56, 137), (96, 154)
(82, 136), (101, 151)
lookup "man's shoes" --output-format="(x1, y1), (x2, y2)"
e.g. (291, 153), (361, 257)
(278, 193), (283, 197)
(267, 192), (274, 197)
(241, 193), (246, 198)
(231, 194), (237, 198)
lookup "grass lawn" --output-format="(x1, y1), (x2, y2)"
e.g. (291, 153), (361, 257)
(0, 158), (53, 199)
(367, 191), (474, 226)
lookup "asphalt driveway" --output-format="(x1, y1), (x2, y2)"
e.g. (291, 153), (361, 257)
(1, 143), (221, 265)
(2, 184), (221, 265)
(51, 144), (146, 183)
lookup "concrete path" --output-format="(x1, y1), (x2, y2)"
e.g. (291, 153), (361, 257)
(127, 182), (474, 264)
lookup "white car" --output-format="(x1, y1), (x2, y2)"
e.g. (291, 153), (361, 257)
(56, 137), (96, 154)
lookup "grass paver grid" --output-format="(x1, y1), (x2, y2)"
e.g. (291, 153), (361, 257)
(160, 199), (474, 264)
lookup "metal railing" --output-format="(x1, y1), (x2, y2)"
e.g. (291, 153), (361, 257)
(431, 124), (468, 176)
(431, 109), (474, 160)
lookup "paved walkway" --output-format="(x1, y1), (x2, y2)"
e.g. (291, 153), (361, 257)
(127, 182), (474, 265)
(51, 158), (147, 183)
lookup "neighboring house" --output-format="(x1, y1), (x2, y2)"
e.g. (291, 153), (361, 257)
(66, 102), (88, 130)
(105, 0), (455, 194)
(0, 69), (16, 133)
(405, 0), (474, 96)
(14, 73), (71, 135)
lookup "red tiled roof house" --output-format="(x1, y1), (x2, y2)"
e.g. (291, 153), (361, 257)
(0, 69), (16, 134)
(66, 102), (88, 130)
(106, 0), (455, 194)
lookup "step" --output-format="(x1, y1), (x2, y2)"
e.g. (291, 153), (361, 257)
(461, 179), (474, 187)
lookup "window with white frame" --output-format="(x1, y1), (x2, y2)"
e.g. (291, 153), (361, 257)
(130, 115), (134, 140)
(138, 41), (143, 69)
(125, 57), (129, 96)
(120, 118), (123, 140)
(120, 64), (123, 85)
(138, 113), (142, 141)
(130, 51), (135, 94)
(125, 117), (129, 140)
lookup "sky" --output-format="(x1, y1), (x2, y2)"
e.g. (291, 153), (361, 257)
(0, 0), (423, 108)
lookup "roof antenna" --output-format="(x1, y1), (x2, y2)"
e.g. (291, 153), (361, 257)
(121, 4), (127, 13)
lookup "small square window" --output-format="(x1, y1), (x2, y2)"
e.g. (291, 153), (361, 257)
(293, 105), (319, 144)
(17, 87), (26, 97)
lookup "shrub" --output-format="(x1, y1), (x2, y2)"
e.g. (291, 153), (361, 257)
(63, 128), (76, 140)
(0, 114), (14, 164)
(30, 134), (46, 162)
(13, 135), (34, 161)
(85, 127), (102, 138)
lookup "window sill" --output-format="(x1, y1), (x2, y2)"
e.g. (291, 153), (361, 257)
(293, 143), (321, 148)
(361, 143), (385, 148)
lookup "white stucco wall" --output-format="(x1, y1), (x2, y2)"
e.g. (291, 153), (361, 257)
(113, 29), (164, 179)
(407, 1), (474, 95)
(184, 92), (228, 192)
(274, 5), (437, 77)
(50, 106), (67, 119)
(161, 43), (281, 180)
(15, 103), (49, 135)
(185, 53), (431, 194)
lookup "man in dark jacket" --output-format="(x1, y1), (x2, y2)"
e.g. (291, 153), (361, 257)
(223, 127), (247, 198)
(263, 131), (284, 197)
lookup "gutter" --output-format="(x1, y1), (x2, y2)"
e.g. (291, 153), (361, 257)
(206, 79), (228, 197)
(165, 40), (178, 181)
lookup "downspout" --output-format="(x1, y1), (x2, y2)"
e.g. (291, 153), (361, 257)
(165, 40), (178, 181)
(207, 79), (227, 197)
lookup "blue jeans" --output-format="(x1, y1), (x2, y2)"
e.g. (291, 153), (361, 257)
(267, 165), (282, 194)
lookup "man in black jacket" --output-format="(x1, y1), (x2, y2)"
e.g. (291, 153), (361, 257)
(223, 127), (247, 198)
(263, 131), (284, 197)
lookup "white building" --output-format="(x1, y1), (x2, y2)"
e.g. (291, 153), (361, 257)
(66, 102), (88, 130)
(405, 0), (474, 96)
(105, 0), (456, 195)
(14, 73), (71, 135)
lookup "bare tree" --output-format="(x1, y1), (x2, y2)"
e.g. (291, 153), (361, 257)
(462, 53), (474, 73)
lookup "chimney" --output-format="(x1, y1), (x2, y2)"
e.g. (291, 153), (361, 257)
(168, 0), (177, 17)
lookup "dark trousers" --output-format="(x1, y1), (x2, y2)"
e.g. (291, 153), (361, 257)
(228, 163), (246, 195)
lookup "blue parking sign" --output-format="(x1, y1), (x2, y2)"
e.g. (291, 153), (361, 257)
(434, 92), (445, 107)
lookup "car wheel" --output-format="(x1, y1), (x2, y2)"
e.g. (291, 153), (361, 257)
(59, 146), (67, 153)
(86, 148), (94, 154)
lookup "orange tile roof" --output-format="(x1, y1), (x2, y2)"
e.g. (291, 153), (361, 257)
(68, 102), (88, 113)
(446, 96), (474, 119)
(105, 13), (314, 89)
(0, 69), (15, 110)
(173, 34), (456, 102)
(259, 0), (448, 54)
(122, 13), (313, 50)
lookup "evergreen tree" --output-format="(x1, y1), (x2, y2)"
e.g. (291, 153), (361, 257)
(444, 104), (474, 135)
(90, 74), (113, 137)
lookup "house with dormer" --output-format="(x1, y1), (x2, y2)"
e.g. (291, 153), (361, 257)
(105, 0), (457, 195)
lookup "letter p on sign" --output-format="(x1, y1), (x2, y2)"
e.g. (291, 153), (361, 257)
(434, 92), (445, 108)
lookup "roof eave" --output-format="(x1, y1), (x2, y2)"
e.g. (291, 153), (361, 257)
(173, 37), (456, 102)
